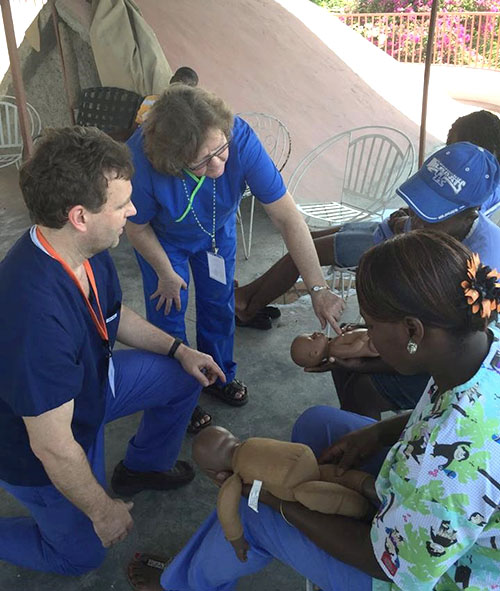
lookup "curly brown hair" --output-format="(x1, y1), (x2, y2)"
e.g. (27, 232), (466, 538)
(20, 126), (133, 229)
(356, 231), (492, 333)
(143, 85), (233, 177)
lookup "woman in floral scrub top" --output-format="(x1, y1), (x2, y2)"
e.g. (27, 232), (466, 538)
(128, 231), (500, 591)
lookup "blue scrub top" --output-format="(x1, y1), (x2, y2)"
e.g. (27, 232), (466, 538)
(0, 231), (122, 486)
(127, 116), (286, 253)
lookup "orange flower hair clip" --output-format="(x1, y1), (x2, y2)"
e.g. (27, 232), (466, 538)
(461, 253), (500, 319)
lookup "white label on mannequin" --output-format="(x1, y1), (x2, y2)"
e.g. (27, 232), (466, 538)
(248, 479), (263, 513)
(207, 251), (226, 284)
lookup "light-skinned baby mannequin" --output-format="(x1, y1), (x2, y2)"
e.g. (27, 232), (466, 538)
(192, 426), (378, 562)
(290, 329), (379, 368)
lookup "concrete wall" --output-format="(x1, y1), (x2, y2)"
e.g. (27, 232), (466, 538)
(0, 0), (99, 128)
(401, 63), (500, 112)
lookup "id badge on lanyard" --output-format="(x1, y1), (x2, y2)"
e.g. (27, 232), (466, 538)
(207, 251), (227, 284)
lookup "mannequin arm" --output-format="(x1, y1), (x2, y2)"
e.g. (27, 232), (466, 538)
(329, 331), (379, 360)
(294, 481), (372, 519)
(217, 473), (245, 541)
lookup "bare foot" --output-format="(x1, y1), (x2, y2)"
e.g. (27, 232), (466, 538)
(127, 554), (169, 591)
(234, 287), (252, 322)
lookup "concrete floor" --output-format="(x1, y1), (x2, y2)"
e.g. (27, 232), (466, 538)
(0, 165), (359, 590)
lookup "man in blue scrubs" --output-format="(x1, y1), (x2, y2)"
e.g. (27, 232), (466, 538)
(0, 127), (224, 575)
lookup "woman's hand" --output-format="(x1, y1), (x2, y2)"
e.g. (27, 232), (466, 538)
(311, 289), (345, 335)
(319, 422), (383, 472)
(150, 270), (187, 315)
(175, 345), (226, 387)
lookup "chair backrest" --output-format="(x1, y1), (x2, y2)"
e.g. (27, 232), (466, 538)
(0, 101), (23, 168)
(289, 126), (415, 218)
(2, 95), (42, 138)
(76, 87), (143, 133)
(237, 112), (291, 173)
(0, 97), (43, 168)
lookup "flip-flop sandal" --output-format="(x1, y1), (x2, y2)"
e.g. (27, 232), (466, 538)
(203, 378), (248, 407)
(187, 405), (212, 434)
(127, 553), (170, 591)
(235, 311), (272, 330)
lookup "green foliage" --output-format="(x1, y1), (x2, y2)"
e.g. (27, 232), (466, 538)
(309, 0), (500, 69)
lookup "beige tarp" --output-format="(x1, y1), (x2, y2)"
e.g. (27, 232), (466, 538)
(90, 0), (172, 95)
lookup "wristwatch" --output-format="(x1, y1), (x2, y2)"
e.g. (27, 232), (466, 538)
(310, 285), (330, 294)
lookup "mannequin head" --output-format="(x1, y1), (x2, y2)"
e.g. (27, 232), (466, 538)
(290, 332), (329, 368)
(192, 426), (241, 480)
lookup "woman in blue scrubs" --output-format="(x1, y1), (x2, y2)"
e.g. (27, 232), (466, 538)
(126, 84), (343, 418)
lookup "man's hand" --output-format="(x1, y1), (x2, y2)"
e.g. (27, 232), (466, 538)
(319, 422), (383, 472)
(150, 270), (187, 315)
(92, 498), (134, 547)
(311, 289), (345, 335)
(175, 345), (226, 387)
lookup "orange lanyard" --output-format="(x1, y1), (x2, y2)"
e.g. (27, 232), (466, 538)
(35, 227), (109, 344)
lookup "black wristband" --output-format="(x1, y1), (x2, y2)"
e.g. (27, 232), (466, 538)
(168, 337), (183, 359)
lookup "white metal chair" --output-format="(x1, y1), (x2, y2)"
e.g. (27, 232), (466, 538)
(289, 126), (414, 225)
(0, 96), (42, 168)
(289, 126), (415, 298)
(236, 112), (292, 259)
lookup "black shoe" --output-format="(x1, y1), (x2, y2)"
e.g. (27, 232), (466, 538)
(235, 311), (272, 330)
(111, 460), (195, 496)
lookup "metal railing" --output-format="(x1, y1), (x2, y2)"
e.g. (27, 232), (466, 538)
(340, 12), (500, 70)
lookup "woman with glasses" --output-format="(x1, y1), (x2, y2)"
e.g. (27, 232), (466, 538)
(126, 84), (343, 425)
(128, 231), (500, 591)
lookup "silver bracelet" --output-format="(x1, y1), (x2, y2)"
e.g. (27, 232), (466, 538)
(279, 500), (294, 527)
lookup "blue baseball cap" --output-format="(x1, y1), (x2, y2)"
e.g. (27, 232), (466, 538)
(396, 142), (500, 223)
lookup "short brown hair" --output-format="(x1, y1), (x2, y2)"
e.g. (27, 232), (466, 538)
(143, 85), (233, 176)
(20, 126), (133, 229)
(356, 230), (490, 333)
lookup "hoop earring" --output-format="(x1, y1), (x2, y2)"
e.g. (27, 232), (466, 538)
(407, 338), (418, 355)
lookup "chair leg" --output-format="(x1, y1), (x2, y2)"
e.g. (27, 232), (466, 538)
(237, 206), (249, 260)
(305, 579), (314, 591)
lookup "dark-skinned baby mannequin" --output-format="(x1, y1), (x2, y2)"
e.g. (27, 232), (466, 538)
(290, 329), (379, 368)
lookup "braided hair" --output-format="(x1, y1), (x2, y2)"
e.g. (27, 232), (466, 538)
(447, 111), (500, 162)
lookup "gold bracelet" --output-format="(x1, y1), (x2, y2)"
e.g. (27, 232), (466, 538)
(279, 500), (294, 527)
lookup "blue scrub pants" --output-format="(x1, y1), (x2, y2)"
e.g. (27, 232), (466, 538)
(135, 224), (237, 384)
(160, 406), (388, 591)
(0, 349), (200, 575)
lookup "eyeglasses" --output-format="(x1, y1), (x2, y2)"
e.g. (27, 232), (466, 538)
(188, 141), (230, 172)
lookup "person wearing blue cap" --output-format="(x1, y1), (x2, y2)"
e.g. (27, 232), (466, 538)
(327, 141), (500, 420)
(236, 139), (500, 419)
(235, 111), (500, 325)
